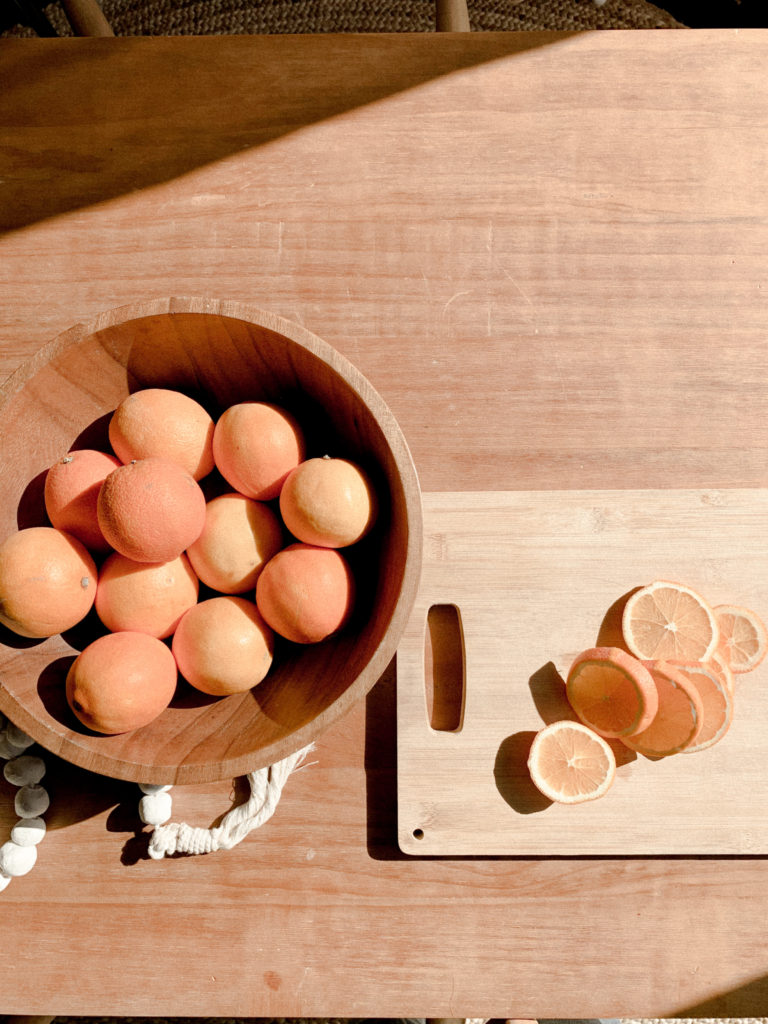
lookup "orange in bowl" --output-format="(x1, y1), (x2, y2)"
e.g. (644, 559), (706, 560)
(256, 542), (355, 644)
(213, 401), (305, 501)
(279, 456), (378, 548)
(172, 595), (274, 696)
(97, 456), (206, 563)
(109, 387), (216, 481)
(0, 526), (97, 638)
(44, 449), (122, 553)
(66, 631), (178, 735)
(95, 551), (199, 639)
(186, 492), (283, 594)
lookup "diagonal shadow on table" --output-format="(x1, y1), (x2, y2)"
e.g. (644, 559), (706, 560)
(675, 969), (768, 1016)
(364, 655), (408, 860)
(0, 30), (578, 234)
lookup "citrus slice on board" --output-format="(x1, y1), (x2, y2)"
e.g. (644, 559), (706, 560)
(527, 720), (617, 805)
(714, 604), (768, 674)
(707, 649), (735, 697)
(566, 646), (658, 738)
(622, 660), (704, 757)
(668, 660), (734, 754)
(622, 580), (720, 662)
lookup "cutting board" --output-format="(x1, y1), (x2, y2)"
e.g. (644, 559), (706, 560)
(397, 488), (768, 856)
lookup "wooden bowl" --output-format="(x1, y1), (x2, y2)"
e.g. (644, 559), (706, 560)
(0, 298), (422, 784)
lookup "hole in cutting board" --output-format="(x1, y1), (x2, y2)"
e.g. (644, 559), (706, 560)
(425, 603), (465, 732)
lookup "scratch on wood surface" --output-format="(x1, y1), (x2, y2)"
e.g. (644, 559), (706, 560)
(500, 265), (534, 308)
(486, 219), (537, 325)
(442, 289), (472, 316)
(546, 335), (568, 399)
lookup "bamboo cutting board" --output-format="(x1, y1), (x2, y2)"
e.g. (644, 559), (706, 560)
(397, 488), (768, 856)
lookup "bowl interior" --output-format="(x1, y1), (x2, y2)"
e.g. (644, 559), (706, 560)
(0, 300), (422, 784)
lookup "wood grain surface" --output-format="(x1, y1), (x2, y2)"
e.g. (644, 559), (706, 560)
(398, 489), (768, 855)
(1, 29), (768, 1019)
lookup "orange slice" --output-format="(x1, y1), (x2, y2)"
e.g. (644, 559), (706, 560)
(707, 649), (735, 697)
(566, 646), (658, 738)
(668, 660), (733, 754)
(714, 603), (768, 674)
(622, 660), (704, 757)
(622, 580), (719, 662)
(527, 720), (616, 804)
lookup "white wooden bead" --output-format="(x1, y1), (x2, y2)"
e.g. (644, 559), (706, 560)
(0, 871), (10, 892)
(5, 723), (34, 750)
(138, 783), (173, 794)
(0, 841), (37, 876)
(14, 784), (50, 818)
(4, 754), (45, 787)
(0, 734), (21, 761)
(139, 790), (172, 826)
(11, 817), (46, 847)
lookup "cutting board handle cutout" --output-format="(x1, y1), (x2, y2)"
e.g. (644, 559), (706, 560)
(425, 603), (466, 732)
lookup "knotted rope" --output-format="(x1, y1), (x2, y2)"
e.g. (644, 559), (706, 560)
(146, 743), (315, 859)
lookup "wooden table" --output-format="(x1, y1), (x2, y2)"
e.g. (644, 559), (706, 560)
(1, 28), (768, 1018)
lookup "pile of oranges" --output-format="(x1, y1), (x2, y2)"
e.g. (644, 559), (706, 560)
(0, 388), (378, 736)
(527, 579), (767, 805)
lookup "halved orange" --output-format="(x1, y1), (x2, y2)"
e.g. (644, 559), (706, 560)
(527, 720), (616, 804)
(622, 660), (704, 757)
(714, 603), (768, 674)
(622, 580), (720, 662)
(566, 646), (658, 738)
(669, 660), (733, 754)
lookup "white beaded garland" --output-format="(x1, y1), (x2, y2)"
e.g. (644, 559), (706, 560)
(14, 782), (50, 819)
(0, 735), (21, 761)
(138, 783), (173, 795)
(4, 754), (46, 787)
(0, 840), (37, 876)
(5, 723), (34, 750)
(11, 817), (46, 847)
(0, 720), (49, 893)
(139, 790), (173, 826)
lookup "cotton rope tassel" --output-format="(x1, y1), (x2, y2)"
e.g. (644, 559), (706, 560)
(142, 742), (315, 859)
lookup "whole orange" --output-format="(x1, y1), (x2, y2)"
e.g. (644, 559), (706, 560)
(255, 542), (355, 644)
(212, 402), (306, 501)
(0, 527), (97, 638)
(172, 596), (274, 696)
(44, 449), (122, 552)
(109, 388), (215, 480)
(186, 492), (284, 594)
(95, 551), (199, 639)
(97, 456), (206, 563)
(279, 456), (378, 548)
(66, 631), (178, 734)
